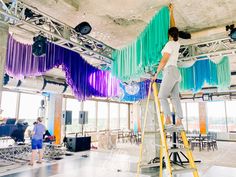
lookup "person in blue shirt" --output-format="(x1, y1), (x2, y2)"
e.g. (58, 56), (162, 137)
(29, 117), (45, 166)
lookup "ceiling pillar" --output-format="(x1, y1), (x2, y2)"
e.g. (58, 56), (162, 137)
(0, 22), (9, 114)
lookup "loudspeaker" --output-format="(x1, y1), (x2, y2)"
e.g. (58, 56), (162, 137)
(178, 31), (191, 39)
(79, 111), (88, 124)
(32, 35), (47, 57)
(74, 22), (92, 35)
(63, 111), (72, 125)
(66, 137), (91, 152)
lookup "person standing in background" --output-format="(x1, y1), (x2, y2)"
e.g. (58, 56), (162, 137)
(29, 117), (45, 166)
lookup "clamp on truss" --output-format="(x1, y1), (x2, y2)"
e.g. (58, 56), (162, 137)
(179, 37), (236, 62)
(0, 0), (114, 64)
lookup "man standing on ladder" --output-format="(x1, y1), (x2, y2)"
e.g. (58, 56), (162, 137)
(153, 4), (184, 130)
(138, 4), (199, 177)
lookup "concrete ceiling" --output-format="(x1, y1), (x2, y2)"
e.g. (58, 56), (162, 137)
(20, 0), (236, 48)
(5, 0), (236, 93)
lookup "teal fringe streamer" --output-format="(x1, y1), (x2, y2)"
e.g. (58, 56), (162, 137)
(112, 6), (170, 81)
(179, 56), (231, 92)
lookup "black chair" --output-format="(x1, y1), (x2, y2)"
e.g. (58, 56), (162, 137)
(10, 122), (28, 142)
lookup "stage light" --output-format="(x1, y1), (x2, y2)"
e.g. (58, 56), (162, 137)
(202, 94), (209, 101)
(24, 8), (34, 18)
(74, 22), (92, 35)
(24, 8), (44, 25)
(32, 35), (47, 57)
(226, 24), (236, 41)
(179, 31), (191, 39)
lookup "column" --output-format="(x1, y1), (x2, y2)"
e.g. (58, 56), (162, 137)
(107, 102), (110, 130)
(15, 92), (21, 119)
(0, 22), (9, 112)
(128, 104), (131, 129)
(118, 103), (120, 129)
(47, 93), (63, 144)
(140, 98), (160, 162)
(199, 102), (208, 134)
(95, 101), (98, 132)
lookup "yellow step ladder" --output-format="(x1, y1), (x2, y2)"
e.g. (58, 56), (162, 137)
(136, 82), (199, 177)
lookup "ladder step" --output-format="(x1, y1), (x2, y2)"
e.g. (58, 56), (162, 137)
(154, 127), (185, 133)
(140, 162), (160, 168)
(145, 131), (160, 134)
(172, 168), (196, 175)
(168, 147), (187, 153)
(165, 127), (185, 133)
(155, 143), (184, 148)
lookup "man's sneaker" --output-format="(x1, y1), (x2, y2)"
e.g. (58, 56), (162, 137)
(164, 124), (175, 130)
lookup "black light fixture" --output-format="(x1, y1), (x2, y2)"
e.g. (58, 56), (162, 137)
(32, 35), (47, 57)
(24, 8), (34, 18)
(74, 22), (92, 35)
(179, 31), (191, 39)
(24, 8), (45, 25)
(202, 93), (209, 101)
(226, 24), (236, 41)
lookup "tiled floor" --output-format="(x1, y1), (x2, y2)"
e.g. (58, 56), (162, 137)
(1, 142), (236, 177)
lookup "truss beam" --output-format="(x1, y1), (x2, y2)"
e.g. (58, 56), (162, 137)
(0, 0), (114, 64)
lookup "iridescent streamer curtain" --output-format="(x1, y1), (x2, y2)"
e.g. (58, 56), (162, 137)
(112, 6), (170, 81)
(179, 56), (231, 92)
(119, 80), (151, 102)
(6, 35), (120, 100)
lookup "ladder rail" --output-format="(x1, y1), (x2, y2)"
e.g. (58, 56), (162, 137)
(152, 82), (173, 177)
(181, 131), (199, 177)
(159, 114), (164, 177)
(136, 81), (200, 177)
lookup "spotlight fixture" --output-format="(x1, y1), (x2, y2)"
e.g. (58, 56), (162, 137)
(74, 22), (92, 35)
(24, 8), (34, 18)
(32, 34), (47, 57)
(179, 31), (191, 39)
(226, 24), (236, 41)
(24, 8), (45, 25)
(202, 93), (213, 101)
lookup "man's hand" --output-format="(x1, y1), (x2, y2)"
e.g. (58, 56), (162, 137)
(169, 3), (174, 12)
(152, 73), (158, 82)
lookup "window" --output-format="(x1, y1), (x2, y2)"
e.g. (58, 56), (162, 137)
(1, 91), (18, 118)
(97, 102), (108, 130)
(186, 102), (199, 132)
(110, 103), (119, 130)
(181, 103), (187, 130)
(120, 103), (129, 130)
(84, 100), (97, 131)
(225, 101), (236, 132)
(207, 101), (226, 132)
(65, 98), (81, 133)
(19, 93), (44, 125)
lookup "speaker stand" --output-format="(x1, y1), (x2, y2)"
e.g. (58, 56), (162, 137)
(170, 113), (201, 166)
(81, 124), (84, 136)
(63, 125), (68, 147)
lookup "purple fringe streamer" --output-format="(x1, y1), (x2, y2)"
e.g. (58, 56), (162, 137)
(5, 35), (120, 100)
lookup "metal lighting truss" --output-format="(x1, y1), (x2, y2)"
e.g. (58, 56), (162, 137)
(0, 0), (114, 64)
(179, 37), (236, 62)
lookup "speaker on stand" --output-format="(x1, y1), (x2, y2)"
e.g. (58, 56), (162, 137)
(79, 111), (88, 136)
(62, 111), (72, 147)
